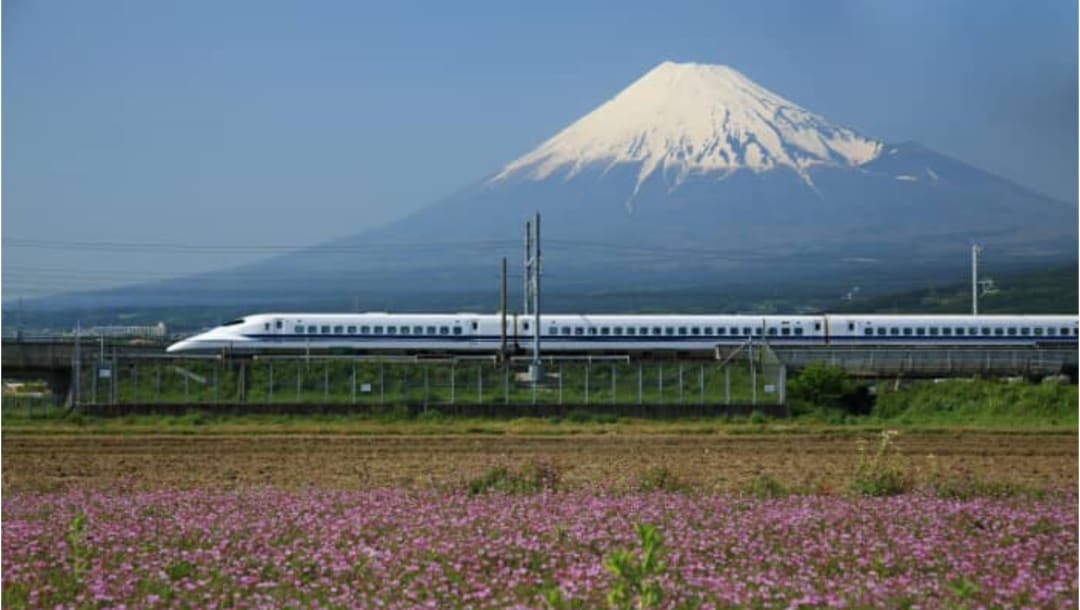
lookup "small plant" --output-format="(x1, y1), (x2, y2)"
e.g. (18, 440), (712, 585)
(65, 512), (89, 583)
(849, 430), (911, 497)
(467, 460), (561, 495)
(748, 410), (768, 425)
(637, 466), (688, 493)
(744, 473), (788, 499)
(604, 523), (667, 610)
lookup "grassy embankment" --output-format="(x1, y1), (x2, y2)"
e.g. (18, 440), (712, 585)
(3, 377), (1075, 435)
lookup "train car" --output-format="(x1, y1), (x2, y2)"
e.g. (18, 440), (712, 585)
(166, 312), (1078, 354)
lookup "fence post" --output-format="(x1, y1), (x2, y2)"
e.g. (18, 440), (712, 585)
(637, 363), (642, 405)
(558, 364), (563, 405)
(212, 364), (218, 404)
(379, 361), (384, 406)
(749, 343), (757, 406)
(610, 364), (616, 405)
(92, 358), (98, 405)
(584, 363), (590, 406)
(477, 366), (483, 404)
(778, 365), (787, 405)
(352, 361), (357, 404)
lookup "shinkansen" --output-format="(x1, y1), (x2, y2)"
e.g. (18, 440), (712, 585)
(166, 313), (1078, 354)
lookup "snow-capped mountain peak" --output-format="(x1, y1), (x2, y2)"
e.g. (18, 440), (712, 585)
(490, 61), (882, 194)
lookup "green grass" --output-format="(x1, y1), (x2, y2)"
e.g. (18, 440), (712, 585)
(871, 378), (1078, 427)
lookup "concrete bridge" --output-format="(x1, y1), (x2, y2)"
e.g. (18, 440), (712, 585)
(2, 338), (169, 404)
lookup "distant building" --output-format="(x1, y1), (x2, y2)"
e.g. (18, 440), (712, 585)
(81, 322), (167, 339)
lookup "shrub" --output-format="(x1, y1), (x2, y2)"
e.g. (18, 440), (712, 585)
(849, 430), (911, 497)
(467, 460), (561, 495)
(744, 473), (788, 498)
(637, 466), (688, 493)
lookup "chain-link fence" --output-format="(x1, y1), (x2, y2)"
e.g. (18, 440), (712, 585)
(71, 350), (786, 412)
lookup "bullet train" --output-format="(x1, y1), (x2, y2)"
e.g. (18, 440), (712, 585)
(166, 312), (1079, 354)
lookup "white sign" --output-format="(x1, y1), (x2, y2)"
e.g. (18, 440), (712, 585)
(98, 368), (112, 379)
(360, 383), (372, 393)
(764, 384), (776, 394)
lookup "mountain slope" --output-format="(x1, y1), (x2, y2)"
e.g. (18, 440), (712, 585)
(23, 61), (1078, 312)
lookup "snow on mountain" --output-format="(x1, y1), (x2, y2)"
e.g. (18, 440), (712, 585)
(490, 61), (882, 201)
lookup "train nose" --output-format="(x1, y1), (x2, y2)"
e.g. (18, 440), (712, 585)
(166, 339), (195, 353)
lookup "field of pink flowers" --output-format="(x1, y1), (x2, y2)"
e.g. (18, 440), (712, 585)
(3, 488), (1076, 609)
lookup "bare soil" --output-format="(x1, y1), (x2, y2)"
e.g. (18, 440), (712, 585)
(2, 432), (1075, 494)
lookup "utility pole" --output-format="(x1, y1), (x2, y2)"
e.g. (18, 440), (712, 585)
(523, 220), (532, 316)
(971, 243), (981, 315)
(500, 257), (508, 360)
(72, 321), (81, 409)
(532, 212), (541, 381)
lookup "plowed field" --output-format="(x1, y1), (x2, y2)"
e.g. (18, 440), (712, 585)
(3, 432), (1074, 493)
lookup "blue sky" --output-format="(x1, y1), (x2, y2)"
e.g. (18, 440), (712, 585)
(3, 0), (1077, 299)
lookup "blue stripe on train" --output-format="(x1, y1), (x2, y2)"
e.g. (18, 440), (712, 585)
(243, 333), (1077, 345)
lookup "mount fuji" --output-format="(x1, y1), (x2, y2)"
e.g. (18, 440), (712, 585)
(33, 61), (1080, 311)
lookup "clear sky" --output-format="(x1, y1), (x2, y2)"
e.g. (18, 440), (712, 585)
(3, 0), (1077, 299)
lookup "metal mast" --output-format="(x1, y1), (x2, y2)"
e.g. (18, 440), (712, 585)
(532, 212), (541, 376)
(971, 243), (981, 315)
(523, 221), (532, 316)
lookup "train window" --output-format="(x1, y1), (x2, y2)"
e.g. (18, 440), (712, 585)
(742, 327), (752, 336)
(916, 328), (925, 336)
(347, 326), (356, 334)
(794, 328), (803, 336)
(523, 322), (529, 331)
(361, 326), (370, 334)
(781, 328), (791, 336)
(321, 326), (330, 334)
(417, 326), (426, 334)
(427, 326), (436, 334)
(678, 327), (687, 335)
(875, 328), (885, 336)
(814, 322), (821, 331)
(295, 326), (304, 334)
(665, 327), (675, 336)
(1005, 328), (1015, 336)
(264, 322), (270, 331)
(848, 322), (855, 332)
(453, 327), (463, 335)
(374, 326), (383, 334)
(942, 328), (951, 336)
(400, 327), (410, 335)
(627, 327), (636, 336)
(334, 326), (344, 334)
(730, 327), (739, 335)
(691, 327), (700, 336)
(307, 325), (316, 333)
(1020, 328), (1030, 336)
(1046, 328), (1055, 335)
(1034, 328), (1044, 336)
(1066, 328), (1074, 335)
(439, 326), (449, 335)
(955, 328), (964, 336)
(890, 328), (899, 335)
(614, 327), (623, 336)
(864, 328), (873, 336)
(600, 327), (610, 335)
(929, 328), (938, 336)
(588, 328), (598, 336)
(275, 320), (283, 330)
(903, 328), (912, 336)
(994, 328), (1004, 336)
(981, 327), (991, 335)
(718, 328), (726, 335)
(575, 328), (584, 336)
(640, 327), (649, 335)
(549, 326), (558, 335)
(653, 327), (662, 336)
(387, 327), (397, 335)
(470, 322), (477, 331)
(1073, 328), (1078, 336)
(704, 327), (714, 336)
(562, 326), (571, 335)
(768, 328), (778, 336)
